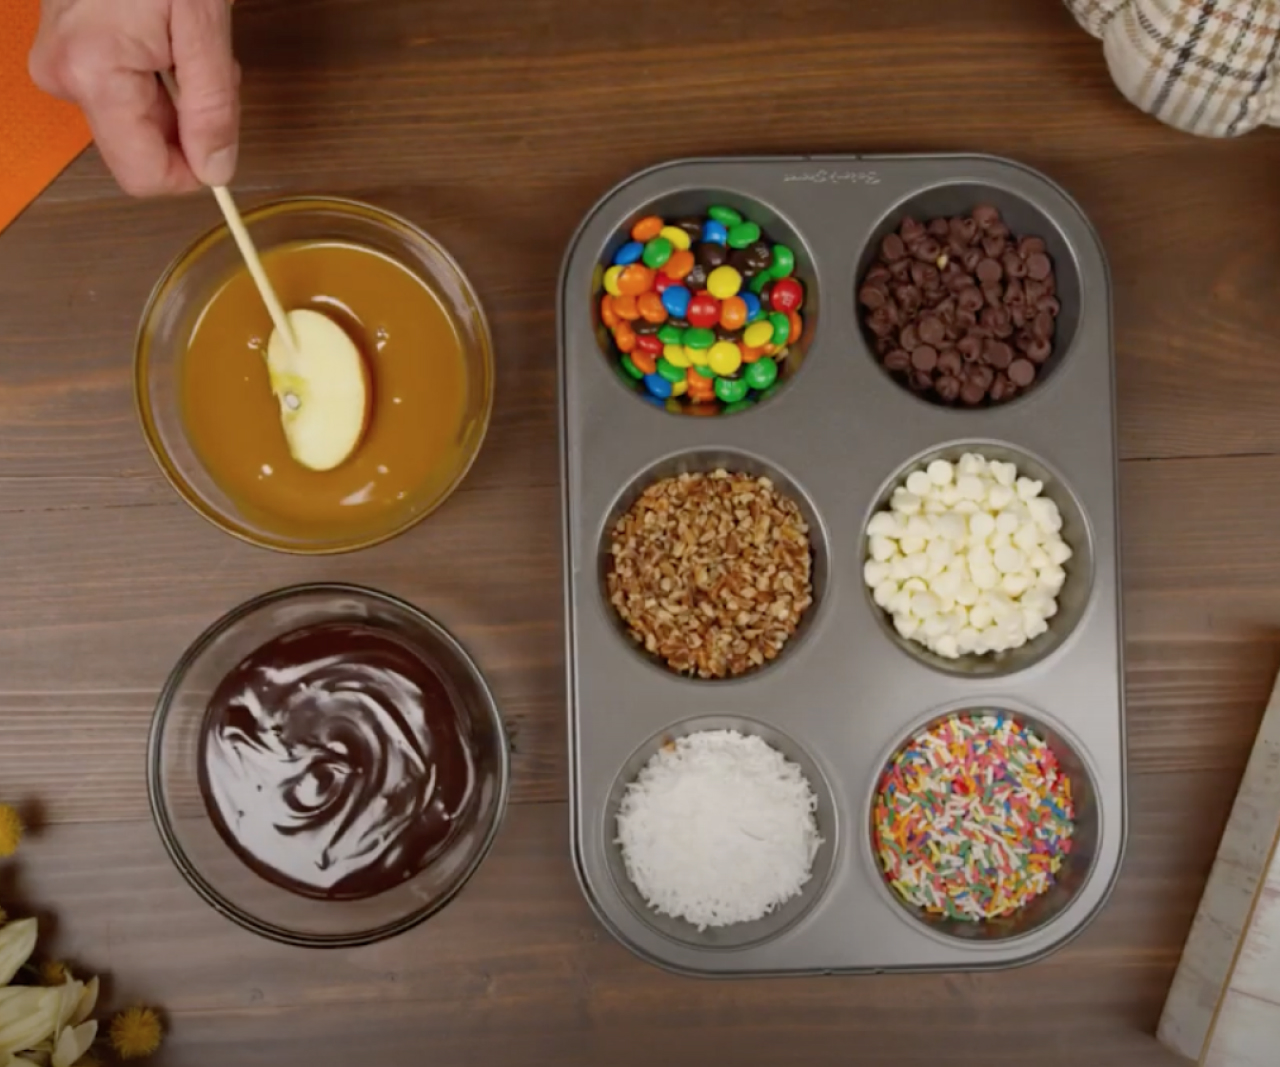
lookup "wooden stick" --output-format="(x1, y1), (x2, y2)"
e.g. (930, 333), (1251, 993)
(158, 70), (298, 358)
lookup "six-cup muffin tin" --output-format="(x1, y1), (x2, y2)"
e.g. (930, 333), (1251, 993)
(558, 155), (1126, 975)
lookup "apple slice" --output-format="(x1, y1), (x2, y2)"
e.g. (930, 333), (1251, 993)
(265, 309), (370, 472)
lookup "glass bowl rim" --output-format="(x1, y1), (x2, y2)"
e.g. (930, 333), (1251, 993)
(145, 581), (512, 948)
(133, 195), (496, 556)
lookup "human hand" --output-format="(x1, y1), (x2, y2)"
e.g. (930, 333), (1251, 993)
(29, 0), (240, 196)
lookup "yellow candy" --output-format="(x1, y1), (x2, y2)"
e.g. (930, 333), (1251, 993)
(663, 344), (691, 368)
(659, 225), (691, 251)
(687, 344), (710, 367)
(670, 379), (688, 397)
(744, 320), (774, 348)
(706, 265), (742, 300)
(708, 341), (742, 376)
(604, 265), (623, 297)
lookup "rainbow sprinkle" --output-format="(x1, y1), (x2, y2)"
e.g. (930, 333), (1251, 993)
(873, 711), (1075, 922)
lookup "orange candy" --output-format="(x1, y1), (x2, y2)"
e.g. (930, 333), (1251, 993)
(631, 215), (663, 242)
(637, 291), (668, 324)
(630, 349), (657, 375)
(787, 311), (803, 344)
(662, 249), (695, 280)
(600, 294), (619, 329)
(612, 293), (641, 321)
(740, 344), (765, 363)
(617, 264), (654, 297)
(614, 321), (637, 353)
(719, 296), (747, 331)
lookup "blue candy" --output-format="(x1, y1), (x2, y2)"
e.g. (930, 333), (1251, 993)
(741, 291), (762, 322)
(643, 373), (673, 399)
(701, 220), (728, 245)
(660, 284), (692, 318)
(613, 241), (644, 266)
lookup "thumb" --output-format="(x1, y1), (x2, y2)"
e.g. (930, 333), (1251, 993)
(170, 0), (240, 186)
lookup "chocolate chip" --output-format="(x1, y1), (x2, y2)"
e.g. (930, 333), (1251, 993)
(1004, 278), (1025, 307)
(884, 349), (911, 372)
(868, 307), (896, 337)
(936, 375), (961, 402)
(1008, 359), (1036, 387)
(976, 258), (1002, 284)
(1026, 252), (1052, 280)
(859, 284), (887, 310)
(960, 381), (987, 405)
(1018, 236), (1046, 258)
(899, 323), (920, 351)
(984, 339), (1013, 369)
(972, 204), (1000, 230)
(881, 232), (907, 261)
(982, 235), (1007, 259)
(888, 258), (911, 282)
(958, 286), (984, 313)
(866, 263), (891, 285)
(957, 335), (983, 361)
(1033, 311), (1054, 341)
(914, 237), (942, 262)
(1026, 338), (1052, 363)
(1036, 295), (1061, 317)
(1003, 251), (1027, 279)
(911, 344), (938, 372)
(912, 369), (934, 391)
(918, 315), (945, 347)
(983, 285), (1004, 308)
(938, 349), (963, 375)
(900, 217), (926, 243)
(955, 309), (978, 331)
(962, 248), (983, 273)
(989, 374), (1016, 402)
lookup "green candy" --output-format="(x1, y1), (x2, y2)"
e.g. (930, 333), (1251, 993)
(619, 355), (644, 381)
(642, 236), (673, 269)
(745, 357), (778, 391)
(723, 398), (755, 414)
(657, 358), (685, 384)
(759, 382), (783, 401)
(694, 363), (717, 378)
(727, 221), (761, 249)
(769, 311), (790, 346)
(769, 244), (795, 278)
(714, 375), (749, 403)
(682, 326), (715, 350)
(749, 272), (770, 295)
(658, 323), (684, 345)
(708, 205), (743, 226)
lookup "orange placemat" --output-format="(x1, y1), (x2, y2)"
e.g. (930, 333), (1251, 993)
(0, 0), (92, 235)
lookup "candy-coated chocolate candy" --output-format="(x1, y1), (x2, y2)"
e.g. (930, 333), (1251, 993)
(706, 265), (742, 300)
(719, 295), (747, 331)
(617, 264), (654, 297)
(604, 265), (624, 297)
(663, 249), (695, 280)
(657, 358), (685, 384)
(631, 215), (663, 242)
(726, 221), (761, 249)
(642, 236), (673, 270)
(643, 372), (673, 398)
(631, 348), (657, 375)
(701, 219), (728, 245)
(635, 333), (663, 357)
(663, 344), (691, 367)
(745, 357), (778, 390)
(658, 323), (684, 345)
(686, 293), (720, 328)
(787, 310), (803, 344)
(708, 341), (742, 376)
(637, 292), (667, 324)
(670, 379), (688, 397)
(653, 272), (674, 294)
(614, 321), (637, 353)
(769, 276), (804, 312)
(612, 294), (640, 321)
(614, 241), (644, 266)
(723, 398), (755, 414)
(682, 326), (715, 351)
(769, 311), (791, 346)
(661, 285), (692, 319)
(769, 244), (795, 278)
(620, 354), (643, 379)
(741, 291), (762, 322)
(600, 295), (619, 329)
(714, 375), (749, 403)
(708, 205), (743, 227)
(748, 272), (770, 295)
(659, 225), (691, 251)
(743, 320), (774, 349)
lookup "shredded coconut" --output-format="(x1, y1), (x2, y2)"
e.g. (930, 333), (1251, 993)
(615, 729), (823, 930)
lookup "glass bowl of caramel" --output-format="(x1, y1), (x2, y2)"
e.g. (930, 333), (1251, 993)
(136, 197), (494, 553)
(147, 583), (511, 947)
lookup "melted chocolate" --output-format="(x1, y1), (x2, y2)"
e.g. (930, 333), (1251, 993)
(199, 621), (475, 900)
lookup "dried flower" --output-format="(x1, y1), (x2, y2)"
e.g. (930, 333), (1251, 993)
(41, 960), (70, 986)
(0, 919), (38, 986)
(108, 1007), (162, 1059)
(0, 805), (22, 858)
(52, 1018), (97, 1067)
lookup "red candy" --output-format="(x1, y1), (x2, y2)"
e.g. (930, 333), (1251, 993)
(635, 334), (663, 357)
(653, 273), (675, 295)
(687, 292), (720, 328)
(770, 277), (804, 313)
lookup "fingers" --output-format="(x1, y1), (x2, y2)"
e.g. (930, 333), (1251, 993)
(170, 0), (240, 186)
(85, 69), (202, 197)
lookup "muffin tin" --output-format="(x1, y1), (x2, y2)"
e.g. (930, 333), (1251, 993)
(559, 155), (1125, 975)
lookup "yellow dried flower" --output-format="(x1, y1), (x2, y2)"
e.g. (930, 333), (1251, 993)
(0, 805), (22, 857)
(108, 1006), (163, 1059)
(41, 958), (70, 985)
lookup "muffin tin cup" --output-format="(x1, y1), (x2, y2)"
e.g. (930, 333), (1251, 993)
(560, 155), (1125, 975)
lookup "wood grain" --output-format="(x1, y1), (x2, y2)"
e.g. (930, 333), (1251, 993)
(2, 0), (1280, 1062)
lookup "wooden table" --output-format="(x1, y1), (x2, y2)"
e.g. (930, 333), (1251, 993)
(2, 0), (1279, 1062)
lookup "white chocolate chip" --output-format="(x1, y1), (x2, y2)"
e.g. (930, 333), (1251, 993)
(873, 579), (898, 608)
(927, 459), (954, 486)
(905, 470), (933, 497)
(870, 535), (897, 562)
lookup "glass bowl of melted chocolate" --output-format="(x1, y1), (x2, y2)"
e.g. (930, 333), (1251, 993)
(148, 583), (509, 947)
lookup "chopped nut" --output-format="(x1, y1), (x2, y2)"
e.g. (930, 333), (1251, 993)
(606, 470), (814, 679)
